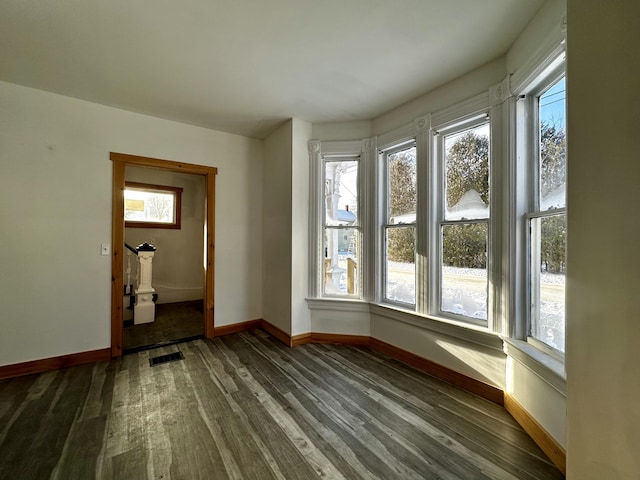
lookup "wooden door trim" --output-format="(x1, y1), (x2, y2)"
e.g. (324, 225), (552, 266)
(110, 152), (217, 357)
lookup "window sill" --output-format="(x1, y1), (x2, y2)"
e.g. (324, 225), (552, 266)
(306, 298), (503, 352)
(306, 297), (370, 313)
(370, 303), (503, 352)
(503, 338), (566, 395)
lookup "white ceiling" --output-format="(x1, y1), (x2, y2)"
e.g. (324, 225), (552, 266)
(0, 0), (544, 138)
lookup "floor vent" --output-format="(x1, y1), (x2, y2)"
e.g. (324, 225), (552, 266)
(149, 351), (185, 367)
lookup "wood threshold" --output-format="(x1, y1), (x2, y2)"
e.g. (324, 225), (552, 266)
(504, 393), (566, 475)
(369, 337), (504, 406)
(0, 348), (111, 381)
(110, 152), (217, 357)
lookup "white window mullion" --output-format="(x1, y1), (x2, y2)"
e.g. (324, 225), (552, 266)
(487, 79), (514, 336)
(361, 137), (377, 302)
(415, 125), (430, 314)
(426, 130), (441, 316)
(308, 140), (323, 298)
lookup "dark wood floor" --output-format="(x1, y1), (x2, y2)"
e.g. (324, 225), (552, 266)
(0, 330), (564, 479)
(124, 300), (204, 351)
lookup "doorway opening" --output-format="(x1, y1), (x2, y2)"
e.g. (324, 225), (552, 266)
(110, 152), (217, 357)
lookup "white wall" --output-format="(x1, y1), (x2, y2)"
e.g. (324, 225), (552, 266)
(261, 118), (313, 337)
(566, 0), (640, 477)
(291, 119), (312, 336)
(125, 167), (205, 304)
(312, 120), (372, 142)
(309, 301), (371, 336)
(506, 0), (566, 75)
(506, 357), (566, 447)
(371, 313), (506, 388)
(372, 57), (505, 136)
(0, 81), (262, 366)
(262, 120), (293, 334)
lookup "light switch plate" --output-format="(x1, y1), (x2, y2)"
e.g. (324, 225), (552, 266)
(101, 243), (110, 256)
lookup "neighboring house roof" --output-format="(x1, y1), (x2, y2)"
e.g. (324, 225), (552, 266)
(336, 209), (356, 224)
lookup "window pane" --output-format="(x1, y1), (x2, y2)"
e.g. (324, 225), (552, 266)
(444, 123), (490, 220)
(325, 160), (358, 226)
(531, 214), (566, 352)
(441, 223), (488, 320)
(125, 189), (175, 223)
(323, 228), (359, 296)
(388, 146), (417, 224)
(385, 226), (415, 305)
(539, 77), (566, 210)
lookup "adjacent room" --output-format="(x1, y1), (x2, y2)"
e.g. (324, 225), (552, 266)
(0, 0), (638, 479)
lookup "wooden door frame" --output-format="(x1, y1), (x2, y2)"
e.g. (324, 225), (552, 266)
(110, 152), (217, 357)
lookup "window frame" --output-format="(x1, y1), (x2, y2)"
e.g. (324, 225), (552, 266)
(433, 116), (491, 326)
(124, 182), (183, 229)
(517, 61), (566, 359)
(381, 140), (418, 309)
(321, 154), (362, 299)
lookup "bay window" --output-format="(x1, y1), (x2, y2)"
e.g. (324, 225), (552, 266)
(308, 52), (566, 363)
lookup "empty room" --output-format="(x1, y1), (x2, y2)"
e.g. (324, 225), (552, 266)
(0, 0), (638, 479)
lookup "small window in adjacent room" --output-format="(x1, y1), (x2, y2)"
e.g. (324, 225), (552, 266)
(124, 182), (182, 229)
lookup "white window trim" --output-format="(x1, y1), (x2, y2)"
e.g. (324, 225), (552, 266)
(370, 303), (504, 353)
(431, 115), (492, 327)
(511, 48), (567, 363)
(308, 139), (366, 300)
(323, 156), (361, 299)
(503, 338), (566, 395)
(380, 140), (418, 310)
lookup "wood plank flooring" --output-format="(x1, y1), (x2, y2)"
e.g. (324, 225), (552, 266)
(124, 300), (204, 351)
(0, 330), (564, 479)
